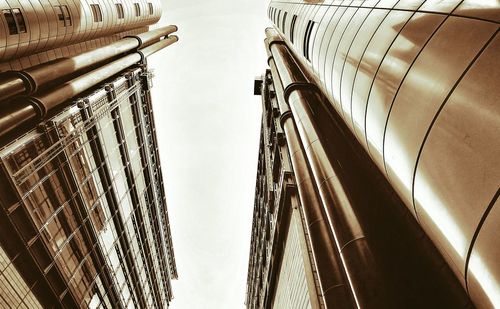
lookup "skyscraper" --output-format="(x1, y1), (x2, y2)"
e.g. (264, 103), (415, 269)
(0, 1), (177, 308)
(247, 1), (499, 308)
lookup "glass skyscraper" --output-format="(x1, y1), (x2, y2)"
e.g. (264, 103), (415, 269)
(0, 1), (177, 308)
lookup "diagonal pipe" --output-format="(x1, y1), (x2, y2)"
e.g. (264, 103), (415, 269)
(0, 25), (177, 102)
(0, 34), (178, 138)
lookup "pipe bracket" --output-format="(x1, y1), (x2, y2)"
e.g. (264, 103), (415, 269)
(4, 70), (37, 94)
(279, 110), (293, 130)
(28, 97), (47, 119)
(124, 35), (143, 47)
(284, 82), (320, 105)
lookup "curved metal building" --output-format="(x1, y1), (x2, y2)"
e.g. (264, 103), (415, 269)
(0, 0), (161, 70)
(247, 1), (499, 308)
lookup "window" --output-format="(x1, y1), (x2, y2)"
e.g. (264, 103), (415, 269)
(134, 3), (140, 17)
(3, 8), (26, 35)
(290, 15), (297, 43)
(115, 3), (124, 19)
(303, 20), (315, 61)
(148, 3), (153, 15)
(55, 5), (71, 27)
(90, 4), (102, 22)
(282, 12), (287, 34)
(277, 10), (281, 28)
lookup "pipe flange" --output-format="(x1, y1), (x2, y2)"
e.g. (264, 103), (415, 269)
(136, 50), (146, 64)
(283, 82), (320, 104)
(124, 35), (143, 47)
(27, 97), (47, 119)
(279, 110), (292, 130)
(267, 55), (274, 66)
(4, 70), (37, 94)
(267, 39), (286, 52)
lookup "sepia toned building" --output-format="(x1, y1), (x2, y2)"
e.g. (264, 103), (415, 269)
(0, 1), (177, 308)
(247, 1), (499, 308)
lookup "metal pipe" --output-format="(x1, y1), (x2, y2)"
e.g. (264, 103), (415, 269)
(266, 28), (471, 308)
(0, 25), (178, 102)
(265, 36), (355, 308)
(0, 35), (178, 138)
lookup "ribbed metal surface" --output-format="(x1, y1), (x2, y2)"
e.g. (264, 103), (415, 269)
(0, 0), (162, 62)
(267, 1), (500, 307)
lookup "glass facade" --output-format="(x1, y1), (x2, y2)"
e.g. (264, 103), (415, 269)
(0, 67), (176, 308)
(246, 71), (318, 309)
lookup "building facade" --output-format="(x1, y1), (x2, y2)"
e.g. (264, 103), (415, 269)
(246, 70), (321, 309)
(0, 0), (162, 71)
(0, 1), (177, 308)
(248, 1), (499, 308)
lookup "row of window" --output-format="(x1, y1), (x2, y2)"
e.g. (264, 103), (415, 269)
(3, 3), (155, 35)
(269, 7), (316, 61)
(89, 3), (155, 23)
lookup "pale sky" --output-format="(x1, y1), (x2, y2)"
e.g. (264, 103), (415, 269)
(147, 1), (269, 308)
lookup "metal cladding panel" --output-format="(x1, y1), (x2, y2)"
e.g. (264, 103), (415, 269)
(454, 0), (500, 23)
(384, 16), (497, 212)
(351, 9), (414, 145)
(340, 9), (390, 133)
(468, 197), (500, 308)
(332, 6), (371, 116)
(310, 4), (329, 73)
(327, 7), (362, 111)
(365, 12), (445, 172)
(268, 1), (500, 307)
(272, 212), (313, 309)
(419, 0), (462, 13)
(414, 34), (500, 301)
(0, 0), (162, 61)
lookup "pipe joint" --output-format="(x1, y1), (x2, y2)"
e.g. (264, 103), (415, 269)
(4, 70), (37, 94)
(284, 82), (320, 105)
(124, 35), (143, 47)
(279, 110), (293, 130)
(267, 55), (274, 66)
(27, 97), (47, 119)
(136, 49), (146, 64)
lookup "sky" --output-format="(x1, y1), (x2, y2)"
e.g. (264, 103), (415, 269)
(147, 1), (269, 308)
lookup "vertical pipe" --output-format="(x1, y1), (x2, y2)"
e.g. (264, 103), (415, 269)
(265, 37), (356, 308)
(266, 28), (472, 308)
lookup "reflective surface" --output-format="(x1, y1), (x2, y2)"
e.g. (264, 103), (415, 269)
(0, 68), (176, 308)
(268, 0), (500, 307)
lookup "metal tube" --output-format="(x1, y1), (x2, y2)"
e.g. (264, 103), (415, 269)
(0, 35), (178, 139)
(266, 28), (471, 308)
(0, 25), (177, 102)
(265, 36), (355, 309)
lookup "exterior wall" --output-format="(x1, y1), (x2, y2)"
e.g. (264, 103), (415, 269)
(246, 71), (319, 309)
(267, 1), (500, 308)
(273, 209), (312, 309)
(0, 67), (176, 308)
(0, 0), (161, 62)
(0, 245), (42, 308)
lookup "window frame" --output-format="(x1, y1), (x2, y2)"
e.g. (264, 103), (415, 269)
(55, 5), (72, 27)
(134, 3), (141, 17)
(90, 4), (103, 22)
(115, 3), (125, 19)
(148, 2), (154, 15)
(3, 8), (27, 35)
